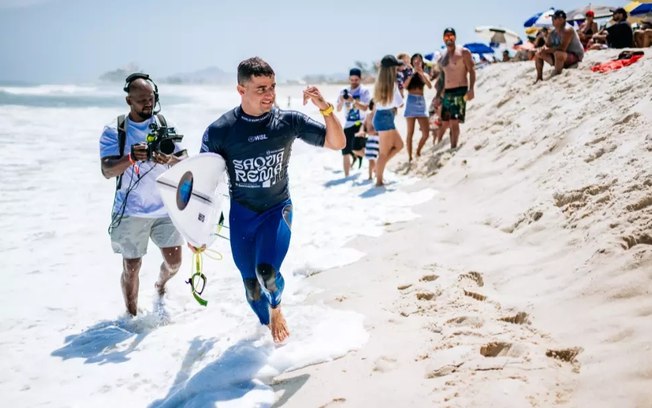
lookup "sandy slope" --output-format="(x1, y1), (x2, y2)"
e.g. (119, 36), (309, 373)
(273, 49), (652, 407)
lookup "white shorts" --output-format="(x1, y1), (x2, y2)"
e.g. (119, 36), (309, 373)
(110, 216), (184, 259)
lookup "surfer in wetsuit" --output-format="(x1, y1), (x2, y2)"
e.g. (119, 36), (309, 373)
(199, 57), (345, 343)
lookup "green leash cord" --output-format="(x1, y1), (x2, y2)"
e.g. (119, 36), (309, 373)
(186, 213), (226, 306)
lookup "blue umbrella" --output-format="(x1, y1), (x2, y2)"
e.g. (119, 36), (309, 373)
(524, 7), (555, 27)
(463, 42), (495, 54)
(631, 3), (652, 15)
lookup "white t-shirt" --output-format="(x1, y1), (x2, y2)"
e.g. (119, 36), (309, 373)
(339, 86), (371, 128)
(99, 114), (180, 218)
(374, 83), (403, 111)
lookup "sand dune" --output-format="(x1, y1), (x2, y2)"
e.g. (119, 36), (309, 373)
(274, 49), (652, 407)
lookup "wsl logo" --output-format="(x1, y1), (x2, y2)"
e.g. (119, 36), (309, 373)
(248, 134), (268, 143)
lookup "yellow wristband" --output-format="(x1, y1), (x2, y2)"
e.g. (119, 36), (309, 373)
(320, 103), (334, 117)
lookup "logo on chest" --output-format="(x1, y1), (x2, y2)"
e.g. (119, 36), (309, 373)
(247, 134), (268, 143)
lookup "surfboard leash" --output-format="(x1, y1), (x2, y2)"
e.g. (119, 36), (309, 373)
(186, 246), (223, 307)
(211, 211), (230, 241)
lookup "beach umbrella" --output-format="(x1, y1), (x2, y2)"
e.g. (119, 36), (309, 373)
(624, 0), (652, 17)
(566, 4), (616, 20)
(424, 51), (443, 63)
(474, 26), (522, 46)
(463, 42), (495, 55)
(524, 8), (555, 28)
(608, 1), (652, 23)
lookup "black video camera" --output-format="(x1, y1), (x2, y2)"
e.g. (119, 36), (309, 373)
(144, 122), (184, 160)
(342, 89), (350, 100)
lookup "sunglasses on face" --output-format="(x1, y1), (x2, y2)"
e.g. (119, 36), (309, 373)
(443, 34), (456, 40)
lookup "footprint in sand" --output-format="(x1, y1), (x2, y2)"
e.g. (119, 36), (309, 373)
(480, 342), (524, 358)
(373, 356), (399, 373)
(463, 290), (486, 302)
(446, 316), (484, 328)
(621, 233), (652, 250)
(625, 195), (652, 212)
(498, 312), (529, 325)
(546, 347), (583, 363)
(420, 274), (439, 282)
(426, 362), (464, 378)
(459, 271), (484, 287)
(416, 291), (437, 301)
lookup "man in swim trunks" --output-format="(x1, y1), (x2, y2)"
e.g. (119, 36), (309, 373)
(433, 27), (475, 149)
(534, 10), (584, 82)
(199, 57), (345, 343)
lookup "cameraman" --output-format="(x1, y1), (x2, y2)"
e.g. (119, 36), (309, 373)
(99, 73), (185, 316)
(336, 68), (370, 177)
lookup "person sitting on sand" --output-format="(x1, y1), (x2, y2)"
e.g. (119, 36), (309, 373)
(589, 8), (634, 50)
(534, 10), (584, 83)
(578, 10), (599, 49)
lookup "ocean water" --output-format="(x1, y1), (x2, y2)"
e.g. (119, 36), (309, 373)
(0, 83), (435, 407)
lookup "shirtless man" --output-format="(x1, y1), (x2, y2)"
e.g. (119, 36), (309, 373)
(199, 57), (345, 343)
(433, 28), (475, 149)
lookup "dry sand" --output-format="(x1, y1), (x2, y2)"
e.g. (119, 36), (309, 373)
(273, 49), (652, 407)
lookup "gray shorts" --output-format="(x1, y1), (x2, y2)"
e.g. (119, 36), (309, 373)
(110, 216), (184, 259)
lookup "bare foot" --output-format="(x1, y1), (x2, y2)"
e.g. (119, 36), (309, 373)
(269, 307), (290, 343)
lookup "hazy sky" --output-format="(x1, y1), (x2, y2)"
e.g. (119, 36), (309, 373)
(0, 0), (625, 83)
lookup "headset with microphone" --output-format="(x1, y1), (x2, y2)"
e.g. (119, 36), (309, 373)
(123, 72), (161, 114)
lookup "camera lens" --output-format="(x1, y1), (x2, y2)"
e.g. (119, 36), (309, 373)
(158, 139), (176, 155)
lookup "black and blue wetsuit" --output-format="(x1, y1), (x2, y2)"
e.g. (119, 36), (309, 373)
(200, 106), (326, 325)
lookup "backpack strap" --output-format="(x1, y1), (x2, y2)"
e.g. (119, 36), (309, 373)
(114, 114), (167, 190)
(156, 113), (167, 127)
(116, 114), (127, 190)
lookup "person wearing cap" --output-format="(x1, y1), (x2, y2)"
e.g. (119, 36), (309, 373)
(534, 10), (585, 82)
(433, 27), (475, 149)
(336, 68), (371, 176)
(373, 55), (405, 187)
(589, 7), (634, 49)
(578, 10), (599, 49)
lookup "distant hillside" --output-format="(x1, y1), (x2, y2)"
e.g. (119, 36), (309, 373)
(98, 63), (142, 83)
(98, 65), (234, 85)
(99, 64), (374, 86)
(162, 66), (234, 85)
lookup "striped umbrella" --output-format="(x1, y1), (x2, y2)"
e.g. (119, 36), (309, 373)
(624, 1), (652, 22)
(524, 8), (556, 28)
(475, 26), (522, 46)
(566, 4), (616, 20)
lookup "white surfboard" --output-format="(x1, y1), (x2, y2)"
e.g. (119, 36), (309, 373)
(156, 153), (227, 248)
